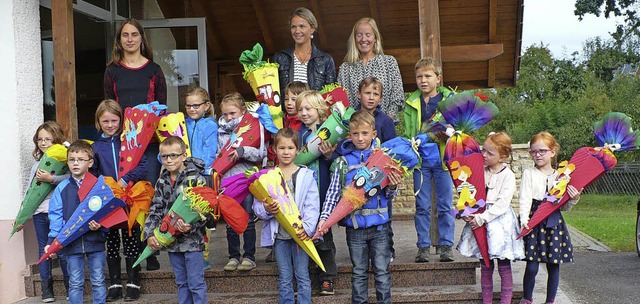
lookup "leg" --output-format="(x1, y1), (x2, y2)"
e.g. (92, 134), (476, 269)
(106, 229), (122, 301)
(241, 194), (257, 262)
(414, 168), (434, 249)
(433, 168), (455, 246)
(184, 251), (208, 304)
(545, 263), (560, 303)
(168, 252), (192, 304)
(33, 214), (54, 302)
(370, 224), (392, 304)
(387, 201), (395, 260)
(480, 259), (495, 304)
(57, 252), (70, 297)
(522, 261), (539, 302)
(292, 240), (312, 304)
(123, 227), (142, 300)
(274, 239), (295, 304)
(498, 259), (514, 304)
(65, 254), (86, 304)
(87, 251), (107, 304)
(346, 227), (369, 304)
(317, 228), (337, 294)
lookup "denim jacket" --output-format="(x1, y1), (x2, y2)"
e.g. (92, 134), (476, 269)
(272, 44), (336, 91)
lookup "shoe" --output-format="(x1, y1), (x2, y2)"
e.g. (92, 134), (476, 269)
(519, 299), (533, 304)
(265, 250), (275, 263)
(41, 278), (55, 303)
(319, 281), (335, 295)
(440, 245), (454, 262)
(124, 257), (141, 301)
(237, 258), (256, 271)
(203, 260), (211, 271)
(415, 246), (430, 263)
(146, 255), (160, 271)
(224, 258), (240, 271)
(106, 257), (123, 302)
(106, 284), (123, 302)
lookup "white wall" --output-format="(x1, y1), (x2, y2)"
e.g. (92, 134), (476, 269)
(0, 0), (43, 303)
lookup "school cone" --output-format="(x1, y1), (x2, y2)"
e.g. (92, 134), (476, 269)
(295, 103), (355, 165)
(156, 112), (191, 157)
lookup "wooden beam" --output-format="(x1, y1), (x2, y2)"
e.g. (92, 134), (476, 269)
(369, 0), (379, 22)
(386, 44), (504, 65)
(52, 0), (78, 140)
(488, 0), (497, 87)
(251, 0), (275, 53)
(419, 0), (442, 82)
(309, 0), (328, 48)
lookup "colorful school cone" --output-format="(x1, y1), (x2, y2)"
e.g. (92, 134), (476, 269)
(518, 112), (640, 238)
(320, 83), (350, 111)
(119, 101), (167, 180)
(211, 111), (268, 176)
(156, 112), (191, 157)
(249, 168), (325, 271)
(438, 91), (499, 267)
(38, 174), (128, 264)
(295, 103), (356, 165)
(240, 43), (283, 129)
(103, 177), (154, 236)
(220, 172), (251, 204)
(10, 144), (69, 239)
(211, 172), (250, 233)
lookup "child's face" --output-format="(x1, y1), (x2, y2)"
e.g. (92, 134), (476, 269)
(298, 99), (320, 127)
(482, 139), (505, 169)
(185, 95), (211, 120)
(221, 103), (245, 122)
(99, 111), (121, 137)
(415, 67), (441, 97)
(358, 84), (382, 112)
(67, 151), (93, 179)
(275, 137), (299, 166)
(529, 140), (556, 169)
(349, 123), (377, 150)
(37, 129), (55, 153)
(284, 90), (298, 116)
(159, 143), (187, 175)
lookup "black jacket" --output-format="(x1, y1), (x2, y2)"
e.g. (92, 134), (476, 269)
(272, 44), (336, 91)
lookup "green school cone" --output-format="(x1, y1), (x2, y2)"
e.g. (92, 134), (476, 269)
(295, 105), (355, 165)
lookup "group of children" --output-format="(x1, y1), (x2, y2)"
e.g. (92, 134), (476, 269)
(20, 56), (581, 304)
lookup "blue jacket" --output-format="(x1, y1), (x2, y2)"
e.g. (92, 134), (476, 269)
(272, 44), (336, 91)
(186, 116), (218, 168)
(91, 133), (147, 184)
(47, 175), (107, 255)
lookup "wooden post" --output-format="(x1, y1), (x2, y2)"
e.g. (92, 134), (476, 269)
(52, 0), (78, 140)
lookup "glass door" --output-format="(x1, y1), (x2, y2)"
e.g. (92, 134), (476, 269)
(138, 18), (208, 113)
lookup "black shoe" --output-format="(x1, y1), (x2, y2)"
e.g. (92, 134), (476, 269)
(440, 245), (454, 262)
(146, 255), (160, 271)
(106, 257), (122, 302)
(415, 246), (430, 263)
(125, 257), (142, 301)
(41, 278), (55, 303)
(319, 281), (335, 295)
(124, 283), (140, 301)
(106, 285), (123, 302)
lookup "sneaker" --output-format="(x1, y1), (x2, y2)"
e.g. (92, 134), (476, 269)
(319, 281), (335, 295)
(203, 260), (211, 271)
(415, 246), (430, 263)
(224, 258), (240, 271)
(146, 255), (160, 271)
(440, 245), (454, 262)
(265, 250), (275, 263)
(237, 258), (256, 271)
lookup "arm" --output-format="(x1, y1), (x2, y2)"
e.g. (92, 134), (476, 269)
(202, 122), (219, 168)
(385, 56), (405, 116)
(154, 66), (167, 105)
(252, 195), (275, 221)
(301, 173), (320, 236)
(324, 55), (337, 85)
(561, 185), (582, 212)
(103, 67), (115, 100)
(518, 169), (534, 227)
(47, 184), (65, 244)
(51, 174), (70, 185)
(143, 186), (165, 241)
(320, 165), (343, 220)
(236, 145), (266, 163)
(476, 171), (516, 226)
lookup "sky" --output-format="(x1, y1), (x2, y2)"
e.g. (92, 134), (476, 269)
(522, 0), (623, 58)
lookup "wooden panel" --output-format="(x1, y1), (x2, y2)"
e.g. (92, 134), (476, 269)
(52, 0), (78, 140)
(387, 43), (503, 65)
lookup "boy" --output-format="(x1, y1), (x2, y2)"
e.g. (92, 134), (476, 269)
(45, 140), (106, 304)
(283, 81), (309, 131)
(404, 57), (455, 263)
(357, 77), (396, 143)
(144, 136), (209, 304)
(317, 110), (402, 304)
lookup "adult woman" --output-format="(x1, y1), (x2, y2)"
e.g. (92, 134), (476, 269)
(338, 18), (404, 120)
(272, 7), (336, 91)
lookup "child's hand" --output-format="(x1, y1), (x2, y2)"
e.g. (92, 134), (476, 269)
(567, 185), (582, 201)
(296, 228), (311, 241)
(13, 221), (24, 233)
(117, 179), (128, 189)
(521, 223), (531, 235)
(228, 150), (239, 162)
(36, 169), (54, 183)
(175, 219), (191, 233)
(387, 171), (402, 190)
(316, 219), (329, 236)
(463, 214), (481, 230)
(319, 141), (337, 159)
(147, 236), (161, 251)
(263, 200), (280, 214)
(88, 220), (101, 231)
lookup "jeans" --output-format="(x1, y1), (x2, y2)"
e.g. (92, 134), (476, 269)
(66, 251), (106, 304)
(315, 228), (337, 282)
(168, 251), (208, 304)
(34, 213), (69, 283)
(227, 194), (256, 260)
(413, 166), (455, 248)
(274, 238), (311, 304)
(346, 223), (392, 304)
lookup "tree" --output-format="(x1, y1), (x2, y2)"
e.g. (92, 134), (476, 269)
(574, 0), (640, 44)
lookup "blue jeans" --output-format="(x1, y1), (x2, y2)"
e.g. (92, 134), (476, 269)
(274, 238), (311, 304)
(346, 224), (392, 304)
(66, 251), (106, 304)
(34, 213), (69, 283)
(168, 251), (208, 304)
(413, 166), (455, 248)
(227, 194), (256, 260)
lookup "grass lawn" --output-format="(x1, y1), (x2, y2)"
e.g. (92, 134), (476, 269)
(563, 194), (637, 252)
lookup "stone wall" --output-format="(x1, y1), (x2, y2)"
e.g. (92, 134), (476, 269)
(393, 144), (532, 215)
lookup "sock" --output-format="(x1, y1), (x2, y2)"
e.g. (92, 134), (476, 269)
(480, 259), (494, 304)
(497, 259), (513, 304)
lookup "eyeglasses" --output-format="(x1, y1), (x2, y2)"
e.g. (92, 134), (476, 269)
(68, 158), (91, 164)
(160, 153), (185, 160)
(185, 102), (206, 109)
(480, 149), (496, 157)
(37, 138), (54, 143)
(529, 149), (551, 156)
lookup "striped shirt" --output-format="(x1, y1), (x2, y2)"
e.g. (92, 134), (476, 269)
(293, 55), (308, 84)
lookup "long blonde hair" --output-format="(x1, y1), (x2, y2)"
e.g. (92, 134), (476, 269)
(344, 18), (385, 64)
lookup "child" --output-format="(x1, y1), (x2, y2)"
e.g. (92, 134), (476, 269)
(519, 132), (581, 304)
(144, 136), (209, 304)
(253, 128), (320, 303)
(456, 132), (525, 304)
(357, 77), (396, 143)
(45, 141), (106, 304)
(317, 110), (402, 304)
(15, 122), (70, 302)
(90, 99), (148, 301)
(296, 90), (338, 294)
(218, 92), (264, 271)
(184, 86), (218, 270)
(404, 57), (455, 263)
(283, 81), (309, 131)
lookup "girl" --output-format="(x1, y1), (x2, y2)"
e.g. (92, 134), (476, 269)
(457, 132), (524, 304)
(253, 128), (320, 304)
(283, 81), (309, 131)
(185, 86), (218, 169)
(90, 99), (148, 301)
(296, 90), (337, 295)
(17, 121), (70, 302)
(519, 132), (581, 304)
(218, 92), (264, 272)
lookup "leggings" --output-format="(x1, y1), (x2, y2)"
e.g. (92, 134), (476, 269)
(106, 227), (141, 259)
(523, 261), (560, 303)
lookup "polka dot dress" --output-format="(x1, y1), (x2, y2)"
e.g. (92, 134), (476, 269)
(523, 199), (573, 264)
